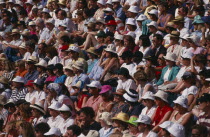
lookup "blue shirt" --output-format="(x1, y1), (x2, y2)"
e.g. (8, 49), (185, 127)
(24, 70), (39, 84)
(87, 59), (98, 74)
(115, 5), (126, 22)
(54, 75), (67, 84)
(70, 73), (90, 93)
(88, 61), (104, 81)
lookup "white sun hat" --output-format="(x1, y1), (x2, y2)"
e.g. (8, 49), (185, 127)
(25, 0), (33, 5)
(134, 114), (152, 125)
(45, 18), (55, 24)
(103, 7), (113, 12)
(114, 34), (123, 40)
(168, 123), (185, 137)
(12, 76), (24, 83)
(163, 52), (177, 62)
(154, 90), (168, 103)
(159, 121), (174, 130)
(187, 34), (200, 45)
(58, 104), (71, 112)
(146, 21), (158, 28)
(98, 112), (112, 125)
(128, 6), (139, 13)
(42, 8), (50, 13)
(44, 127), (62, 136)
(7, 0), (15, 3)
(137, 14), (148, 21)
(181, 51), (194, 59)
(141, 91), (155, 100)
(35, 59), (47, 68)
(30, 102), (45, 114)
(106, 0), (112, 4)
(104, 44), (116, 53)
(112, 0), (120, 2)
(48, 101), (62, 110)
(148, 9), (158, 17)
(97, 0), (106, 5)
(173, 96), (188, 108)
(15, 1), (23, 6)
(67, 45), (80, 53)
(47, 83), (61, 95)
(180, 34), (190, 40)
(126, 18), (136, 26)
(87, 81), (102, 89)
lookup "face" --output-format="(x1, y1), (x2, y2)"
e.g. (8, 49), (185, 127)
(137, 123), (146, 132)
(49, 109), (58, 117)
(79, 112), (89, 125)
(148, 26), (156, 33)
(26, 86), (34, 93)
(105, 51), (111, 58)
(60, 111), (70, 119)
(31, 108), (40, 117)
(118, 74), (125, 80)
(112, 2), (118, 9)
(114, 94), (122, 102)
(191, 129), (201, 137)
(198, 101), (208, 110)
(88, 87), (97, 95)
(99, 119), (107, 127)
(181, 58), (190, 66)
(154, 97), (162, 106)
(124, 38), (129, 46)
(152, 37), (161, 47)
(64, 69), (73, 76)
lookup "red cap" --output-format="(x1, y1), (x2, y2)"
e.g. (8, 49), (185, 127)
(25, 80), (34, 87)
(106, 20), (117, 26)
(59, 45), (69, 51)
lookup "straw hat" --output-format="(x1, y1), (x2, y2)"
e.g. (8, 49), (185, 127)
(86, 47), (98, 56)
(169, 31), (180, 38)
(154, 90), (168, 103)
(58, 0), (66, 5)
(72, 61), (84, 71)
(11, 29), (20, 35)
(163, 52), (177, 62)
(99, 112), (112, 125)
(112, 112), (129, 122)
(166, 22), (174, 28)
(0, 77), (9, 84)
(26, 56), (39, 64)
(104, 44), (116, 53)
(63, 64), (73, 71)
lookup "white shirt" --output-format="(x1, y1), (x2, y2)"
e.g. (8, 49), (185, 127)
(25, 91), (36, 103)
(32, 116), (47, 126)
(55, 18), (76, 32)
(163, 68), (172, 82)
(138, 131), (158, 137)
(116, 79), (137, 91)
(48, 56), (61, 65)
(23, 51), (38, 60)
(139, 46), (151, 57)
(140, 106), (157, 118)
(34, 91), (46, 104)
(181, 85), (198, 98)
(176, 66), (191, 82)
(38, 27), (57, 44)
(47, 115), (64, 128)
(10, 39), (22, 47)
(121, 63), (136, 76)
(59, 117), (74, 134)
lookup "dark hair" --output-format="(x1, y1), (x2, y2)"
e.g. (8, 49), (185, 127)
(79, 107), (95, 119)
(29, 35), (39, 43)
(194, 54), (207, 65)
(34, 122), (50, 134)
(158, 2), (169, 11)
(46, 46), (58, 58)
(60, 35), (71, 44)
(59, 10), (67, 18)
(83, 8), (92, 18)
(180, 6), (188, 14)
(153, 34), (163, 42)
(191, 124), (208, 137)
(25, 40), (35, 49)
(124, 35), (136, 47)
(199, 69), (210, 78)
(67, 125), (82, 136)
(139, 35), (151, 47)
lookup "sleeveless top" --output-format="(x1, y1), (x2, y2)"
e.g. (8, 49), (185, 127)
(171, 111), (189, 124)
(159, 14), (170, 27)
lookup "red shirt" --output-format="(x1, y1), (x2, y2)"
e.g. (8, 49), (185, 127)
(153, 105), (173, 126)
(77, 94), (89, 109)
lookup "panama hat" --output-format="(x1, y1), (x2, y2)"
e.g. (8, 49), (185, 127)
(154, 90), (168, 103)
(72, 61), (84, 71)
(99, 112), (112, 125)
(169, 31), (180, 38)
(26, 56), (38, 64)
(58, 104), (71, 112)
(141, 91), (155, 100)
(35, 59), (47, 68)
(112, 112), (129, 122)
(30, 102), (45, 114)
(163, 52), (177, 62)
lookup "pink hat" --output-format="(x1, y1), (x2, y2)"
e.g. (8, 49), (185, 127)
(99, 85), (112, 94)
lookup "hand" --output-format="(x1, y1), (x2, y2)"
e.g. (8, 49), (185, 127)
(164, 81), (170, 85)
(201, 27), (206, 34)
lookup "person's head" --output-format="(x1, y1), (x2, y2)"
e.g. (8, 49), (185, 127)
(193, 54), (207, 67)
(19, 121), (35, 137)
(173, 96), (188, 112)
(79, 107), (95, 126)
(14, 59), (25, 71)
(112, 0), (120, 9)
(154, 90), (168, 106)
(34, 122), (50, 137)
(112, 112), (129, 131)
(25, 80), (34, 93)
(87, 81), (101, 95)
(169, 31), (180, 44)
(114, 89), (126, 103)
(197, 93), (210, 111)
(134, 70), (148, 84)
(67, 46), (80, 59)
(48, 104), (60, 117)
(132, 51), (143, 64)
(25, 40), (35, 53)
(120, 50), (133, 64)
(178, 6), (188, 16)
(135, 115), (152, 133)
(191, 124), (208, 137)
(46, 46), (58, 59)
(141, 92), (155, 107)
(99, 85), (113, 101)
(182, 71), (196, 86)
(45, 19), (55, 31)
(163, 52), (176, 67)
(98, 112), (112, 127)
(12, 76), (25, 88)
(199, 70), (210, 85)
(117, 67), (130, 80)
(181, 52), (193, 66)
(152, 34), (163, 47)
(64, 125), (81, 137)
(123, 35), (135, 47)
(53, 63), (63, 75)
(58, 10), (67, 19)
(139, 35), (150, 48)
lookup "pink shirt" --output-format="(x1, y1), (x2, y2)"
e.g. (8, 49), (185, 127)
(191, 47), (205, 55)
(85, 96), (103, 113)
(45, 76), (57, 82)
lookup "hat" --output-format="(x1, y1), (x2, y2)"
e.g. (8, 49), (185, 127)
(103, 7), (113, 12)
(112, 112), (129, 122)
(168, 123), (185, 137)
(126, 18), (136, 26)
(58, 0), (66, 5)
(112, 0), (120, 2)
(114, 89), (126, 96)
(72, 81), (82, 89)
(0, 77), (9, 84)
(63, 64), (73, 70)
(180, 34), (190, 40)
(7, 0), (15, 3)
(133, 115), (151, 125)
(11, 29), (20, 35)
(25, 80), (34, 87)
(181, 51), (194, 59)
(159, 121), (174, 130)
(120, 51), (133, 59)
(59, 45), (69, 51)
(26, 56), (38, 64)
(46, 64), (55, 70)
(72, 61), (84, 71)
(86, 47), (98, 56)
(42, 8), (50, 13)
(12, 76), (24, 83)
(181, 71), (195, 80)
(35, 59), (47, 68)
(21, 30), (30, 36)
(44, 127), (62, 136)
(30, 102), (45, 114)
(128, 6), (139, 13)
(86, 130), (99, 137)
(106, 0), (112, 4)
(97, 0), (106, 5)
(67, 45), (80, 53)
(172, 16), (184, 22)
(192, 15), (204, 24)
(148, 9), (158, 17)
(123, 89), (138, 102)
(4, 99), (15, 109)
(104, 44), (116, 53)
(47, 83), (61, 95)
(48, 101), (62, 110)
(38, 5), (44, 9)
(169, 31), (180, 38)
(137, 14), (147, 21)
(114, 34), (123, 40)
(202, 16), (210, 24)
(127, 116), (138, 126)
(96, 18), (106, 24)
(141, 91), (155, 100)
(173, 96), (188, 108)
(99, 112), (112, 125)
(25, 0), (33, 5)
(146, 21), (158, 28)
(163, 52), (177, 62)
(29, 21), (36, 26)
(15, 1), (23, 6)
(197, 93), (210, 103)
(99, 85), (112, 94)
(154, 90), (168, 103)
(58, 104), (71, 112)
(45, 18), (55, 24)
(87, 81), (102, 89)
(96, 31), (106, 38)
(59, 22), (67, 28)
(106, 20), (117, 26)
(187, 35), (200, 45)
(117, 67), (129, 76)
(32, 78), (44, 86)
(166, 22), (174, 28)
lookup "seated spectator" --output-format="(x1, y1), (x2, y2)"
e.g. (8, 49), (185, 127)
(98, 112), (114, 137)
(86, 47), (99, 74)
(18, 121), (36, 137)
(35, 59), (48, 81)
(126, 116), (139, 136)
(167, 123), (185, 137)
(44, 127), (62, 137)
(158, 121), (174, 137)
(32, 78), (46, 105)
(45, 64), (57, 82)
(63, 125), (82, 137)
(138, 35), (151, 57)
(191, 124), (208, 137)
(53, 63), (67, 84)
(74, 87), (89, 111)
(46, 46), (60, 65)
(112, 112), (129, 134)
(15, 60), (28, 77)
(34, 122), (50, 137)
(24, 80), (36, 104)
(63, 64), (75, 91)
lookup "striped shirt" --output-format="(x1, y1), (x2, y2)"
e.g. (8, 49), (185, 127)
(197, 112), (210, 133)
(10, 88), (28, 102)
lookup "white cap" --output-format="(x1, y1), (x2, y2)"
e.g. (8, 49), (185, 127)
(25, 0), (33, 5)
(128, 6), (139, 13)
(59, 22), (67, 28)
(168, 123), (185, 137)
(148, 9), (158, 17)
(87, 81), (102, 89)
(154, 90), (168, 103)
(146, 21), (158, 28)
(137, 14), (147, 21)
(35, 59), (48, 68)
(163, 52), (177, 62)
(63, 64), (73, 70)
(67, 46), (80, 53)
(98, 112), (112, 125)
(15, 1), (23, 6)
(159, 121), (174, 130)
(7, 0), (15, 3)
(106, 0), (112, 4)
(12, 76), (24, 83)
(44, 127), (62, 136)
(97, 0), (106, 5)
(103, 7), (113, 12)
(114, 34), (123, 40)
(45, 18), (55, 25)
(126, 32), (136, 39)
(181, 51), (194, 59)
(112, 0), (120, 2)
(58, 104), (71, 112)
(42, 8), (50, 13)
(48, 101), (62, 110)
(134, 114), (151, 125)
(141, 91), (155, 100)
(180, 34), (190, 40)
(126, 18), (136, 26)
(173, 96), (188, 108)
(38, 5), (44, 9)
(104, 44), (116, 53)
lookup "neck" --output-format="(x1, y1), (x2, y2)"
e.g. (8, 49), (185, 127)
(93, 94), (99, 98)
(143, 129), (150, 136)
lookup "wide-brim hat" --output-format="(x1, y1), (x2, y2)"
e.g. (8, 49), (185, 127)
(72, 61), (84, 71)
(98, 112), (112, 125)
(163, 52), (177, 62)
(35, 59), (47, 68)
(86, 47), (98, 56)
(12, 76), (24, 83)
(154, 90), (168, 103)
(0, 77), (9, 84)
(30, 103), (45, 114)
(169, 31), (180, 38)
(141, 91), (155, 100)
(127, 116), (138, 126)
(26, 56), (38, 64)
(111, 112), (129, 122)
(173, 96), (188, 109)
(172, 16), (185, 23)
(104, 44), (116, 53)
(11, 29), (20, 35)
